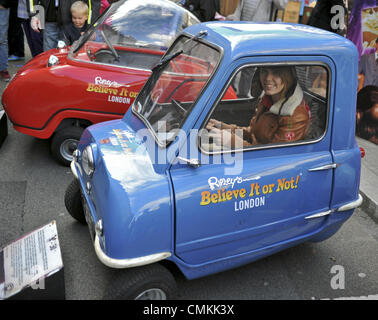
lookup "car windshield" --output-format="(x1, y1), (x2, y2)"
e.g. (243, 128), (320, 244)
(71, 0), (200, 68)
(133, 34), (221, 146)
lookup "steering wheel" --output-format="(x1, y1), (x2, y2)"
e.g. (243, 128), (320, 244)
(100, 29), (120, 61)
(94, 49), (120, 63)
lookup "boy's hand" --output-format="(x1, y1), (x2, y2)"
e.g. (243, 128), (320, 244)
(31, 16), (42, 32)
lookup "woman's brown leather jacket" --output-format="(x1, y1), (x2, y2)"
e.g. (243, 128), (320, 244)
(228, 84), (311, 147)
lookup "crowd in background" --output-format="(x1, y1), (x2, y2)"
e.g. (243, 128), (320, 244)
(176, 0), (377, 142)
(0, 0), (114, 81)
(0, 0), (377, 142)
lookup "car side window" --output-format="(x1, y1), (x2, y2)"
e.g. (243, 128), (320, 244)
(200, 64), (328, 153)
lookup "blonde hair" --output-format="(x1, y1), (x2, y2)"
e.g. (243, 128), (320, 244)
(71, 1), (89, 16)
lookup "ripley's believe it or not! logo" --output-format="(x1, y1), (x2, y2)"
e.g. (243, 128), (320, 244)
(201, 175), (301, 212)
(86, 76), (139, 105)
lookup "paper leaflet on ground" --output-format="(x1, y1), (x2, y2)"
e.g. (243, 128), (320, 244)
(0, 221), (63, 299)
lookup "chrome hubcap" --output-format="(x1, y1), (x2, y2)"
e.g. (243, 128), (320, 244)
(60, 139), (78, 161)
(135, 288), (167, 300)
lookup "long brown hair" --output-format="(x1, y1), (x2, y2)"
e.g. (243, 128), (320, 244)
(259, 66), (297, 100)
(256, 66), (298, 123)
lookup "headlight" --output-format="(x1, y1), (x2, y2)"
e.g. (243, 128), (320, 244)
(47, 55), (59, 67)
(82, 145), (95, 177)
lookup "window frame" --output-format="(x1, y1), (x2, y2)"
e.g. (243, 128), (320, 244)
(198, 60), (332, 156)
(132, 33), (225, 149)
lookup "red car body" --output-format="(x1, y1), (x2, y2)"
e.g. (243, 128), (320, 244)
(4, 46), (160, 140)
(2, 0), (207, 165)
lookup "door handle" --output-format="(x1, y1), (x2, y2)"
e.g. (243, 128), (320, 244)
(308, 163), (339, 172)
(177, 156), (201, 168)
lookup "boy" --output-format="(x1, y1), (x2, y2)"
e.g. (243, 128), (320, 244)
(62, 1), (89, 45)
(0, 0), (11, 81)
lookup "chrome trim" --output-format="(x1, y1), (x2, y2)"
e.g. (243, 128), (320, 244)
(86, 181), (92, 195)
(72, 149), (80, 162)
(70, 160), (82, 179)
(305, 210), (332, 220)
(305, 194), (363, 219)
(70, 160), (79, 179)
(177, 156), (201, 168)
(95, 219), (103, 237)
(337, 194), (363, 212)
(94, 234), (171, 269)
(308, 163), (339, 172)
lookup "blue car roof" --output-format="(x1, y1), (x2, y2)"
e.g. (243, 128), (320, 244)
(184, 22), (357, 61)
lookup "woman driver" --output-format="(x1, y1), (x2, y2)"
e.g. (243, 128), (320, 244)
(207, 66), (311, 148)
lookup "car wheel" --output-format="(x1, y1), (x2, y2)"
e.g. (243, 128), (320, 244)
(103, 264), (177, 300)
(64, 179), (86, 224)
(51, 126), (84, 166)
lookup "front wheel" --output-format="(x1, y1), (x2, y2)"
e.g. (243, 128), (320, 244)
(103, 264), (177, 300)
(51, 126), (84, 166)
(64, 179), (86, 224)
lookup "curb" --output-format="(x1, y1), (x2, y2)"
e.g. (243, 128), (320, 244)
(356, 137), (378, 225)
(0, 111), (8, 148)
(360, 190), (378, 224)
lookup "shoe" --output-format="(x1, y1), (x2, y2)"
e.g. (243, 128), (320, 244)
(0, 70), (11, 82)
(8, 55), (25, 61)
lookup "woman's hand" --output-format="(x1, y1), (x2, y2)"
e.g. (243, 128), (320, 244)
(206, 118), (236, 131)
(207, 127), (223, 145)
(208, 127), (246, 149)
(206, 118), (222, 130)
(208, 128), (233, 149)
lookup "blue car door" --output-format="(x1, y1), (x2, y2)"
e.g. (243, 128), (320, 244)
(170, 59), (336, 265)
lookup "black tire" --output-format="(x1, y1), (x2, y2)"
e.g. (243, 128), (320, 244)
(51, 126), (84, 166)
(103, 264), (177, 300)
(64, 179), (86, 224)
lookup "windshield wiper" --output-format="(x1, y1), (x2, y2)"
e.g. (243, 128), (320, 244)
(183, 29), (207, 45)
(151, 30), (208, 72)
(152, 50), (183, 71)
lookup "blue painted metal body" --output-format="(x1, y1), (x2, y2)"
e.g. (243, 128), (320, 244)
(74, 22), (361, 280)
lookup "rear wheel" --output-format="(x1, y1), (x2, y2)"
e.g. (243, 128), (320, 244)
(103, 264), (177, 300)
(64, 179), (86, 224)
(51, 126), (84, 166)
